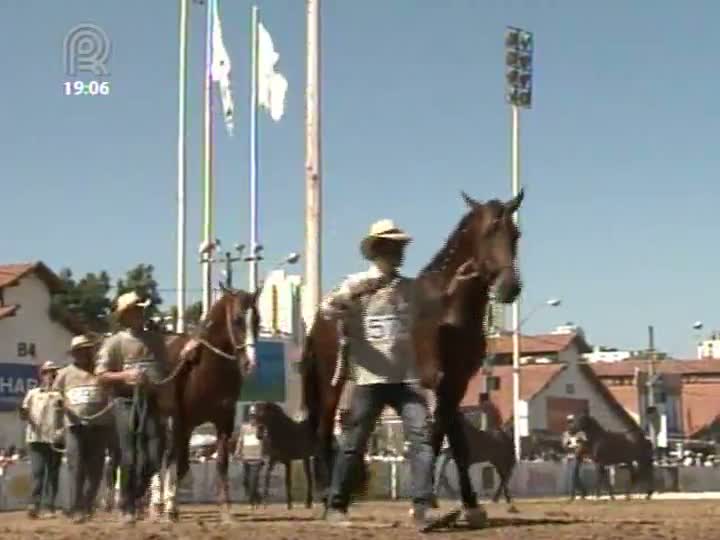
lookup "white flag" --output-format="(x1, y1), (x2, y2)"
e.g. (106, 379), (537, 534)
(211, 0), (234, 135)
(257, 22), (288, 122)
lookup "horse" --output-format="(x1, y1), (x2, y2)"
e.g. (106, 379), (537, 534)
(301, 190), (524, 516)
(157, 285), (261, 522)
(252, 401), (314, 509)
(433, 415), (516, 508)
(568, 412), (655, 500)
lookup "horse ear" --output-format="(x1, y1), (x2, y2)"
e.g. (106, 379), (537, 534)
(461, 191), (480, 209)
(218, 280), (228, 293)
(505, 188), (525, 214)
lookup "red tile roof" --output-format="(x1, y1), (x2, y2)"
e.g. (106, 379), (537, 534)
(682, 383), (720, 437)
(591, 358), (720, 378)
(461, 363), (637, 431)
(488, 332), (591, 355)
(0, 262), (64, 293)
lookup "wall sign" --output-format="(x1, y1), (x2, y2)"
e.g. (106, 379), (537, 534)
(0, 363), (39, 411)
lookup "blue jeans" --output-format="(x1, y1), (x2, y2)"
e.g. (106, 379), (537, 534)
(28, 442), (61, 512)
(66, 425), (109, 515)
(328, 383), (433, 511)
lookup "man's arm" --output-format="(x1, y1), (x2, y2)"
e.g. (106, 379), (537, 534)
(95, 336), (142, 386)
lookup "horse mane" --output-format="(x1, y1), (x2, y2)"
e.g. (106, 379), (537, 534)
(421, 210), (474, 274)
(420, 198), (507, 275)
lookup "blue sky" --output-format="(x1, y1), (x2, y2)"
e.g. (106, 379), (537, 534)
(1, 1), (718, 358)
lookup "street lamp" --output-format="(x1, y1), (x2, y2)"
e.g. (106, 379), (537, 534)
(511, 296), (560, 462)
(693, 321), (704, 359)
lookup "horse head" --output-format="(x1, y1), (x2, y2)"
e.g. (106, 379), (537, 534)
(456, 190), (524, 304)
(568, 411), (598, 437)
(207, 283), (261, 375)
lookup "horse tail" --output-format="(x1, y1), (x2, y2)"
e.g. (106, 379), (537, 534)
(300, 330), (322, 439)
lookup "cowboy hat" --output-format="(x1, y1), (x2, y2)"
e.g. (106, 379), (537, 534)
(360, 219), (412, 260)
(40, 360), (59, 372)
(114, 291), (151, 316)
(68, 334), (96, 353)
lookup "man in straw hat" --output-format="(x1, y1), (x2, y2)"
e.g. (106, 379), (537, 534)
(94, 291), (170, 525)
(19, 360), (63, 519)
(53, 334), (110, 523)
(320, 219), (484, 531)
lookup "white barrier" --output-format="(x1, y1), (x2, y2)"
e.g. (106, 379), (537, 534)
(0, 460), (706, 511)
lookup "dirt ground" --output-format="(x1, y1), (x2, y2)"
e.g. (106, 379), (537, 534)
(2, 499), (720, 540)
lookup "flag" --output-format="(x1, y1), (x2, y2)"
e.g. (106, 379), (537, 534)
(211, 0), (234, 135)
(257, 22), (288, 122)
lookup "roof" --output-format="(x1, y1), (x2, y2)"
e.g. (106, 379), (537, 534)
(488, 332), (592, 355)
(0, 304), (20, 320)
(591, 358), (720, 378)
(461, 362), (637, 430)
(682, 382), (720, 437)
(0, 262), (64, 293)
(461, 363), (566, 421)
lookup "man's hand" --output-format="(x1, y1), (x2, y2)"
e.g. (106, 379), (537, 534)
(123, 368), (147, 386)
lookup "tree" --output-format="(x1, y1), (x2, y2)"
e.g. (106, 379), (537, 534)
(185, 302), (203, 326)
(50, 268), (112, 333)
(115, 264), (163, 319)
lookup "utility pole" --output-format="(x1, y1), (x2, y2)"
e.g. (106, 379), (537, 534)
(304, 0), (322, 333)
(175, 0), (189, 333)
(217, 244), (245, 289)
(505, 26), (533, 463)
(647, 325), (657, 448)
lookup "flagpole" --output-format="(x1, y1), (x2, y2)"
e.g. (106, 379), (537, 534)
(176, 0), (189, 333)
(249, 5), (260, 293)
(304, 0), (322, 331)
(201, 0), (215, 317)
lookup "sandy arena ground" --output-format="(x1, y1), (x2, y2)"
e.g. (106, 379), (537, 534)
(2, 499), (720, 539)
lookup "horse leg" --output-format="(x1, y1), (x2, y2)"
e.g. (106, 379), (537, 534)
(432, 450), (450, 509)
(607, 466), (616, 501)
(215, 424), (233, 523)
(263, 459), (274, 507)
(441, 406), (479, 510)
(626, 464), (636, 500)
(303, 457), (313, 509)
(285, 461), (293, 510)
(595, 464), (604, 499)
(642, 459), (655, 500)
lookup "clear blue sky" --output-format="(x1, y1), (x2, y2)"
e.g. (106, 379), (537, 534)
(1, 1), (718, 358)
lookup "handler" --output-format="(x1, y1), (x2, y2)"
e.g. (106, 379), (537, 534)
(53, 334), (112, 523)
(95, 291), (169, 525)
(320, 219), (486, 531)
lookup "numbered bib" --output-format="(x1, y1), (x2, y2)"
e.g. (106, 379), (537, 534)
(66, 385), (103, 406)
(123, 360), (158, 378)
(364, 314), (409, 342)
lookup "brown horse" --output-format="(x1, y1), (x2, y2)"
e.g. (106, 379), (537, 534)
(433, 417), (517, 507)
(163, 285), (261, 521)
(568, 412), (655, 500)
(301, 190), (524, 512)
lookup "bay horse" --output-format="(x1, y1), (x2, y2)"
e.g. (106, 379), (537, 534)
(568, 412), (655, 500)
(433, 416), (516, 508)
(301, 190), (524, 515)
(252, 401), (314, 509)
(159, 285), (261, 522)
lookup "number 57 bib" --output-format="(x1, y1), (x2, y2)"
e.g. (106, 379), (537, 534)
(364, 314), (410, 342)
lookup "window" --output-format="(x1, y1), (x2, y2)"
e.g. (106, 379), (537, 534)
(487, 376), (501, 391)
(566, 383), (575, 395)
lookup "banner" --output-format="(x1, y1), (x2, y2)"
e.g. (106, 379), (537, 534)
(0, 363), (39, 412)
(241, 339), (286, 402)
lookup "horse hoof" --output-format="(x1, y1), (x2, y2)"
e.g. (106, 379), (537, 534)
(463, 506), (488, 529)
(507, 505), (519, 514)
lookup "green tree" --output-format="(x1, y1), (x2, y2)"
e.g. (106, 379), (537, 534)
(115, 264), (163, 319)
(50, 268), (112, 333)
(184, 301), (203, 326)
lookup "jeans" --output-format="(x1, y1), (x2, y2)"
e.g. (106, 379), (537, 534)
(328, 383), (434, 511)
(113, 396), (165, 515)
(66, 424), (109, 515)
(28, 442), (61, 512)
(243, 460), (263, 504)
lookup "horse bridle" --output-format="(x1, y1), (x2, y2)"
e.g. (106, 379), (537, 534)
(195, 297), (258, 372)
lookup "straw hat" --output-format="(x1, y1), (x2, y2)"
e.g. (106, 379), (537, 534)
(68, 334), (96, 353)
(360, 219), (412, 260)
(40, 361), (59, 373)
(114, 291), (150, 316)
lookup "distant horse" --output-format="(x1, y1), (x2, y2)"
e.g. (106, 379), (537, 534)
(301, 190), (524, 513)
(160, 285), (261, 522)
(568, 413), (654, 500)
(434, 416), (517, 507)
(252, 401), (314, 509)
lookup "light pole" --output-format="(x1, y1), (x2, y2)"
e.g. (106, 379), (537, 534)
(509, 297), (560, 462)
(505, 25), (533, 463)
(693, 321), (704, 359)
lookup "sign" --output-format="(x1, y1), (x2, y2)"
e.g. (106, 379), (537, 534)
(241, 339), (286, 402)
(0, 363), (39, 412)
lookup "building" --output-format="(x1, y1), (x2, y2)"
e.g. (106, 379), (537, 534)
(697, 332), (720, 359)
(0, 262), (82, 447)
(591, 358), (720, 442)
(487, 325), (592, 365)
(460, 362), (637, 454)
(257, 269), (303, 339)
